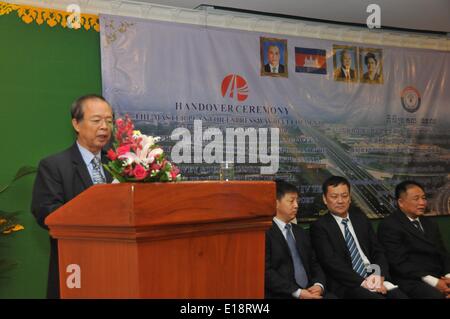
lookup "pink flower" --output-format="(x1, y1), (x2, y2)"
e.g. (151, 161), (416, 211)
(122, 165), (133, 176)
(151, 162), (161, 171)
(170, 165), (180, 180)
(116, 145), (131, 156)
(107, 149), (117, 160)
(115, 115), (135, 145)
(133, 164), (148, 180)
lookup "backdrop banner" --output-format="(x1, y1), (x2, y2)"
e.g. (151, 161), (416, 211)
(100, 14), (450, 220)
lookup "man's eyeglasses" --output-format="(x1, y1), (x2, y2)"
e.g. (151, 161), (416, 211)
(88, 117), (113, 126)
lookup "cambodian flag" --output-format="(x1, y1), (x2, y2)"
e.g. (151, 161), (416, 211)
(295, 47), (327, 74)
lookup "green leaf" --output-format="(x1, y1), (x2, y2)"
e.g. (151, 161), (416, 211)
(12, 166), (37, 182)
(0, 166), (37, 194)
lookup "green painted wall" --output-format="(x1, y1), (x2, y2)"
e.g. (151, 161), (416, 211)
(0, 13), (101, 298)
(0, 11), (448, 299)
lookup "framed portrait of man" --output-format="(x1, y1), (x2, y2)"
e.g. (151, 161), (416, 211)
(359, 48), (383, 84)
(333, 45), (358, 82)
(260, 37), (288, 77)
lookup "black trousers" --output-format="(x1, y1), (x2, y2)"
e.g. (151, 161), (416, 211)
(343, 286), (409, 299)
(46, 238), (60, 299)
(397, 279), (446, 299)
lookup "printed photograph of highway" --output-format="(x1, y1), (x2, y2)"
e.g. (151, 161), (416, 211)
(299, 119), (450, 219)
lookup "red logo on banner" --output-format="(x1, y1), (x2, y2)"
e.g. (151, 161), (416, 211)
(221, 74), (248, 101)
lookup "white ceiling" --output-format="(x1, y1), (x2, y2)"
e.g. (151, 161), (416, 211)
(133, 0), (450, 33)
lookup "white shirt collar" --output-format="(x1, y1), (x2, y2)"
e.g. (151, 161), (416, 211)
(273, 216), (288, 230)
(405, 215), (421, 222)
(76, 141), (101, 167)
(330, 211), (350, 224)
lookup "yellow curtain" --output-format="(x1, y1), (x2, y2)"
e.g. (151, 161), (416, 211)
(0, 1), (99, 31)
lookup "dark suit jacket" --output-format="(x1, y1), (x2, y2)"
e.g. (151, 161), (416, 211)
(264, 63), (285, 74)
(310, 211), (390, 298)
(31, 142), (112, 298)
(265, 220), (326, 298)
(378, 210), (450, 283)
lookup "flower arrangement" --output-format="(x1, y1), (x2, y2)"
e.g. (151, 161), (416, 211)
(104, 115), (181, 183)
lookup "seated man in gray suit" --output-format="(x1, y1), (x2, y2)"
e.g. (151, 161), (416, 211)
(378, 181), (450, 298)
(265, 180), (335, 299)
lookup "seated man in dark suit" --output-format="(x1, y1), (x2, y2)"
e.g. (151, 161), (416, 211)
(310, 176), (407, 299)
(378, 181), (450, 298)
(265, 180), (335, 299)
(31, 94), (114, 298)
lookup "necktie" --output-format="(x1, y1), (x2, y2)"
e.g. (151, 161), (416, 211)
(341, 218), (367, 278)
(411, 220), (424, 233)
(91, 156), (105, 184)
(272, 66), (277, 73)
(285, 224), (308, 288)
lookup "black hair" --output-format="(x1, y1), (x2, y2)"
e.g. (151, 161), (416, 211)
(395, 180), (425, 200)
(70, 94), (108, 122)
(275, 179), (299, 200)
(364, 52), (377, 65)
(322, 175), (351, 196)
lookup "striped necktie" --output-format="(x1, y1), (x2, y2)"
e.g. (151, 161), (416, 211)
(341, 218), (367, 278)
(91, 156), (105, 184)
(411, 220), (424, 233)
(285, 223), (308, 288)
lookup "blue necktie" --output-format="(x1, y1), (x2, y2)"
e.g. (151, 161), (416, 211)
(91, 157), (105, 184)
(285, 223), (308, 288)
(341, 218), (367, 278)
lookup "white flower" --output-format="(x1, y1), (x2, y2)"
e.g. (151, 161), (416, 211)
(118, 152), (138, 166)
(146, 147), (164, 164)
(136, 134), (163, 165)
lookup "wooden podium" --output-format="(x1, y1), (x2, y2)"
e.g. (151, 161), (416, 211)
(45, 181), (275, 298)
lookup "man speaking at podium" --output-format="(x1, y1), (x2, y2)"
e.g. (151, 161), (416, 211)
(31, 94), (114, 298)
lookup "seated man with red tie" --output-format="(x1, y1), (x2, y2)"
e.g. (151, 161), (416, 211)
(265, 180), (335, 299)
(310, 176), (408, 299)
(378, 181), (450, 298)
